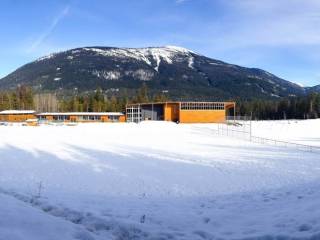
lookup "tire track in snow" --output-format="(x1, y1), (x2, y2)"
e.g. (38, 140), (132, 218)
(0, 188), (195, 240)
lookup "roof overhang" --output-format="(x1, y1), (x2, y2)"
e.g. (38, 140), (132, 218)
(0, 110), (36, 115)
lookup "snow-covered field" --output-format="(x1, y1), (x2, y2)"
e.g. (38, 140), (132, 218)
(0, 120), (320, 240)
(252, 119), (320, 147)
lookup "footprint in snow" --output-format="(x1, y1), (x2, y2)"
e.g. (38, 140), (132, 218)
(298, 224), (312, 232)
(202, 217), (210, 224)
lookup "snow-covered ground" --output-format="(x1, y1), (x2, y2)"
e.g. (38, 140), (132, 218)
(252, 119), (320, 147)
(0, 120), (320, 239)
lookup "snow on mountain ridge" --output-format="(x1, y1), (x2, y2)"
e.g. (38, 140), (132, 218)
(82, 46), (195, 72)
(36, 53), (57, 62)
(163, 45), (194, 53)
(35, 46), (195, 72)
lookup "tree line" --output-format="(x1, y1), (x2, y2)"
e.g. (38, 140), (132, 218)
(0, 85), (319, 120)
(0, 86), (34, 110)
(237, 93), (320, 120)
(0, 84), (168, 113)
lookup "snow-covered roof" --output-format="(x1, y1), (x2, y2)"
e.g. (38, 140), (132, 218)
(37, 112), (124, 116)
(0, 110), (36, 115)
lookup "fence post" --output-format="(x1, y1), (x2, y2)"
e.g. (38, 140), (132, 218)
(216, 116), (320, 155)
(249, 119), (252, 142)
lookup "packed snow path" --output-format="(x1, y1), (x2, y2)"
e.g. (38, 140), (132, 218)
(0, 120), (320, 239)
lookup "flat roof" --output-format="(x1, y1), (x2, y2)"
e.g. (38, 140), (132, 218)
(126, 101), (236, 106)
(0, 110), (36, 115)
(37, 112), (124, 116)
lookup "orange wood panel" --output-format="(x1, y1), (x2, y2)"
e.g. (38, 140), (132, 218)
(164, 103), (179, 122)
(70, 116), (77, 122)
(101, 116), (108, 122)
(119, 115), (126, 122)
(2, 114), (36, 122)
(179, 110), (226, 123)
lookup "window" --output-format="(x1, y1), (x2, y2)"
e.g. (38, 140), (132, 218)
(79, 115), (101, 121)
(126, 105), (142, 123)
(180, 102), (225, 110)
(109, 115), (120, 122)
(89, 115), (100, 121)
(53, 115), (70, 121)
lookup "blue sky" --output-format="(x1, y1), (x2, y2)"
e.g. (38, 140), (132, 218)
(1, 0), (320, 86)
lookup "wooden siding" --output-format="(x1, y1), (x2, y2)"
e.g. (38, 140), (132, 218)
(164, 103), (179, 122)
(0, 114), (36, 122)
(179, 110), (226, 123)
(38, 114), (125, 123)
(119, 115), (126, 122)
(46, 116), (54, 121)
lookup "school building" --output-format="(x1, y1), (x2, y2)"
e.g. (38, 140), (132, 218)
(36, 112), (126, 123)
(126, 101), (236, 123)
(0, 101), (235, 124)
(0, 110), (37, 122)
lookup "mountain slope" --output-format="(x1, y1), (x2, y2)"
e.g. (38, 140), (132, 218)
(306, 85), (320, 93)
(0, 46), (305, 100)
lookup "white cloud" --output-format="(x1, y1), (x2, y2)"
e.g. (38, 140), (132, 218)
(28, 5), (70, 53)
(216, 0), (320, 49)
(176, 0), (187, 4)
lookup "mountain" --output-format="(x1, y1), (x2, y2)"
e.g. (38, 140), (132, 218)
(0, 46), (306, 100)
(306, 85), (320, 93)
